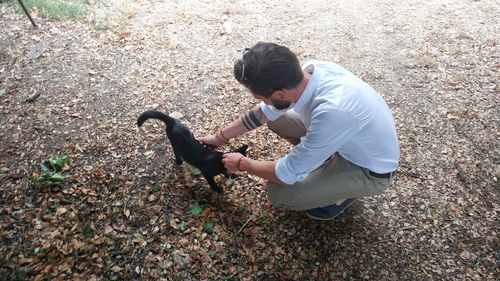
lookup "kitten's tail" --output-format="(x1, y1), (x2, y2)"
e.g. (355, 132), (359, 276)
(137, 110), (175, 129)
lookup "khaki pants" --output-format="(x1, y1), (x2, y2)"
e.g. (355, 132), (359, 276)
(266, 111), (395, 211)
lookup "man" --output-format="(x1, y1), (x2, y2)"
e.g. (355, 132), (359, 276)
(197, 42), (400, 220)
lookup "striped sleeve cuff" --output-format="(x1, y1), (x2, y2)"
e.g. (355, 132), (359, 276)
(241, 109), (263, 130)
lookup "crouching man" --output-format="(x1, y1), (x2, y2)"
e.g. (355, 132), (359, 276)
(198, 42), (400, 220)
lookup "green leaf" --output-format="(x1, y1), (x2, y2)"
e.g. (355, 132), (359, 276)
(81, 224), (93, 238)
(35, 156), (70, 189)
(49, 202), (57, 215)
(190, 205), (205, 216)
(204, 219), (215, 234)
(33, 173), (46, 183)
(473, 259), (482, 270)
(179, 222), (186, 232)
(192, 168), (202, 175)
(428, 208), (439, 219)
(40, 161), (51, 172)
(152, 183), (160, 193)
(48, 156), (69, 171)
(50, 172), (65, 182)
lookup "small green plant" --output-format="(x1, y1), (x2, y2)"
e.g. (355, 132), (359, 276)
(473, 258), (482, 270)
(48, 202), (57, 215)
(178, 222), (186, 232)
(152, 182), (160, 193)
(187, 204), (216, 234)
(189, 204), (206, 216)
(41, 155), (70, 171)
(34, 246), (45, 254)
(203, 219), (215, 234)
(17, 0), (94, 20)
(80, 222), (94, 238)
(31, 155), (70, 190)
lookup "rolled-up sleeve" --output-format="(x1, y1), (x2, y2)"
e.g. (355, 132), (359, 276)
(275, 107), (360, 185)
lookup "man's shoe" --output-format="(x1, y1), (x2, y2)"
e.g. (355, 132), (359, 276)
(306, 198), (357, 221)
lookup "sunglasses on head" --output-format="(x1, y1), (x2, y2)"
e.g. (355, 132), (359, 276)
(240, 48), (250, 81)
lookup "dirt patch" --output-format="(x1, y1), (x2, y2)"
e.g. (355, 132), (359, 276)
(0, 0), (498, 280)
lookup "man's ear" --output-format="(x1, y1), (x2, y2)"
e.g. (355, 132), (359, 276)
(271, 89), (287, 100)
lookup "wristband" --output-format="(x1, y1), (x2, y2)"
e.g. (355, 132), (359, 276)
(215, 131), (227, 145)
(219, 129), (230, 142)
(236, 156), (244, 171)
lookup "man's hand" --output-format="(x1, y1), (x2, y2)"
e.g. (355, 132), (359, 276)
(196, 134), (223, 147)
(222, 153), (245, 173)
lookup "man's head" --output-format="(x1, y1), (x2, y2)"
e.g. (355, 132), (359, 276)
(234, 42), (303, 109)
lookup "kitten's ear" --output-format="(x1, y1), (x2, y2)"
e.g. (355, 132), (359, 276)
(234, 144), (249, 156)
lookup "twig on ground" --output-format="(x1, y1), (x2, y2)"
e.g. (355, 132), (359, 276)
(109, 249), (130, 256)
(370, 225), (416, 248)
(235, 215), (253, 236)
(369, 239), (393, 248)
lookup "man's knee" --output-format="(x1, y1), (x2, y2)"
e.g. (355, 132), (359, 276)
(267, 183), (294, 209)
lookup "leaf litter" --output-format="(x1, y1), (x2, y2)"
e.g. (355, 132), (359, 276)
(0, 0), (498, 280)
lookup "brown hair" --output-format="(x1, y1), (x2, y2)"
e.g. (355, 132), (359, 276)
(234, 42), (303, 97)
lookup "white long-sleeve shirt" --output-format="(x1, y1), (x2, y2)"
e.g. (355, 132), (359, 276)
(260, 61), (400, 185)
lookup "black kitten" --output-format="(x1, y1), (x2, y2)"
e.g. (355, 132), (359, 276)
(137, 110), (248, 193)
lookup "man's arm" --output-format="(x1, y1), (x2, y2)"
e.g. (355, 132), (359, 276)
(223, 104), (269, 139)
(197, 105), (270, 146)
(222, 153), (286, 186)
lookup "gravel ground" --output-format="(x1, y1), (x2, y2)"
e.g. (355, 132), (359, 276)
(0, 0), (498, 280)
